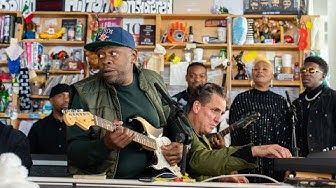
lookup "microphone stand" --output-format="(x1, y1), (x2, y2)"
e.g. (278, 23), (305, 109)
(154, 83), (193, 176)
(285, 91), (299, 157)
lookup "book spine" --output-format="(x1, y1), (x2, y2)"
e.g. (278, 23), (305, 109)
(32, 42), (39, 69)
(9, 15), (15, 41)
(0, 15), (4, 43)
(14, 16), (23, 41)
(2, 15), (11, 44)
(25, 42), (33, 69)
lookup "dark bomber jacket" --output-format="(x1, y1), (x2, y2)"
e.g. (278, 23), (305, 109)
(293, 84), (336, 157)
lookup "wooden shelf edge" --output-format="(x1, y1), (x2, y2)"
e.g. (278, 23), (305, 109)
(0, 113), (45, 119)
(92, 13), (157, 18)
(18, 113), (46, 119)
(31, 95), (49, 100)
(164, 62), (211, 67)
(0, 43), (10, 47)
(33, 11), (89, 16)
(161, 43), (227, 49)
(22, 39), (85, 46)
(232, 44), (298, 50)
(34, 69), (83, 74)
(0, 60), (7, 65)
(234, 14), (298, 19)
(0, 113), (7, 118)
(231, 80), (301, 87)
(136, 45), (156, 50)
(159, 14), (230, 19)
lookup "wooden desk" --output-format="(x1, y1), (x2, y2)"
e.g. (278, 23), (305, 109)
(28, 177), (294, 188)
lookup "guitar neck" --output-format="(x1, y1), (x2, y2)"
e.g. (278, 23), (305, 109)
(217, 124), (236, 138)
(217, 119), (248, 138)
(216, 115), (258, 138)
(94, 116), (157, 151)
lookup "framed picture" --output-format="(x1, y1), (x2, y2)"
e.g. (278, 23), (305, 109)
(72, 48), (83, 62)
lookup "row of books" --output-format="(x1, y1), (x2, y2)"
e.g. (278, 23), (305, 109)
(0, 15), (18, 44)
(19, 41), (85, 70)
(42, 74), (84, 96)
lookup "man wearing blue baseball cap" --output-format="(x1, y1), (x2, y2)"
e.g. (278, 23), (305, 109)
(67, 27), (192, 179)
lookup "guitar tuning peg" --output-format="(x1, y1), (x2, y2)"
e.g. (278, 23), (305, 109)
(61, 109), (69, 114)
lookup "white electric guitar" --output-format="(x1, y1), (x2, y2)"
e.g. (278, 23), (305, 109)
(63, 111), (182, 177)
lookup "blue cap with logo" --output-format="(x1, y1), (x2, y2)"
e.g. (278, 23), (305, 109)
(84, 27), (135, 52)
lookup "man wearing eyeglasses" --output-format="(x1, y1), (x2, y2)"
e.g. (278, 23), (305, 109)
(293, 56), (336, 157)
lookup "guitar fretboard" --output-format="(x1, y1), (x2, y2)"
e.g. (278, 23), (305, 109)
(94, 116), (157, 150)
(218, 125), (235, 137)
(215, 112), (260, 138)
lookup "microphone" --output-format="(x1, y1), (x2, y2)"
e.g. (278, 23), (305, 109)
(154, 83), (184, 116)
(285, 91), (293, 107)
(285, 91), (296, 113)
(285, 90), (299, 157)
(154, 82), (192, 176)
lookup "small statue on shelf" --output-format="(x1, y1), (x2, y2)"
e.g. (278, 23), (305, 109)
(233, 51), (248, 80)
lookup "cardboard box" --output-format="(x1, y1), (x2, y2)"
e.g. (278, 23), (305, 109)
(243, 0), (308, 15)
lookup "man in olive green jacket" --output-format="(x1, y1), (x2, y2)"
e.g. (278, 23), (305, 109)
(187, 83), (292, 181)
(67, 27), (191, 178)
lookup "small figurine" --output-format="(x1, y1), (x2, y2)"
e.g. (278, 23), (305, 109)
(85, 50), (99, 69)
(233, 51), (248, 80)
(250, 0), (259, 10)
(283, 0), (292, 9)
(260, 0), (269, 8)
(271, 0), (280, 7)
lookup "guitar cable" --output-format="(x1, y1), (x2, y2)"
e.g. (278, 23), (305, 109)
(202, 174), (282, 184)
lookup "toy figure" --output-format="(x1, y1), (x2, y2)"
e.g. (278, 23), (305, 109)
(85, 50), (99, 69)
(283, 0), (292, 9)
(233, 51), (248, 80)
(260, 0), (269, 8)
(250, 0), (259, 10)
(271, 0), (280, 7)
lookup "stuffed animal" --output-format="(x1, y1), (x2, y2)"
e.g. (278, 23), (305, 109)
(0, 153), (39, 188)
(85, 50), (99, 69)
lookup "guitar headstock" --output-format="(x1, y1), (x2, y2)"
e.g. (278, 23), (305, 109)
(63, 110), (95, 131)
(242, 111), (261, 129)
